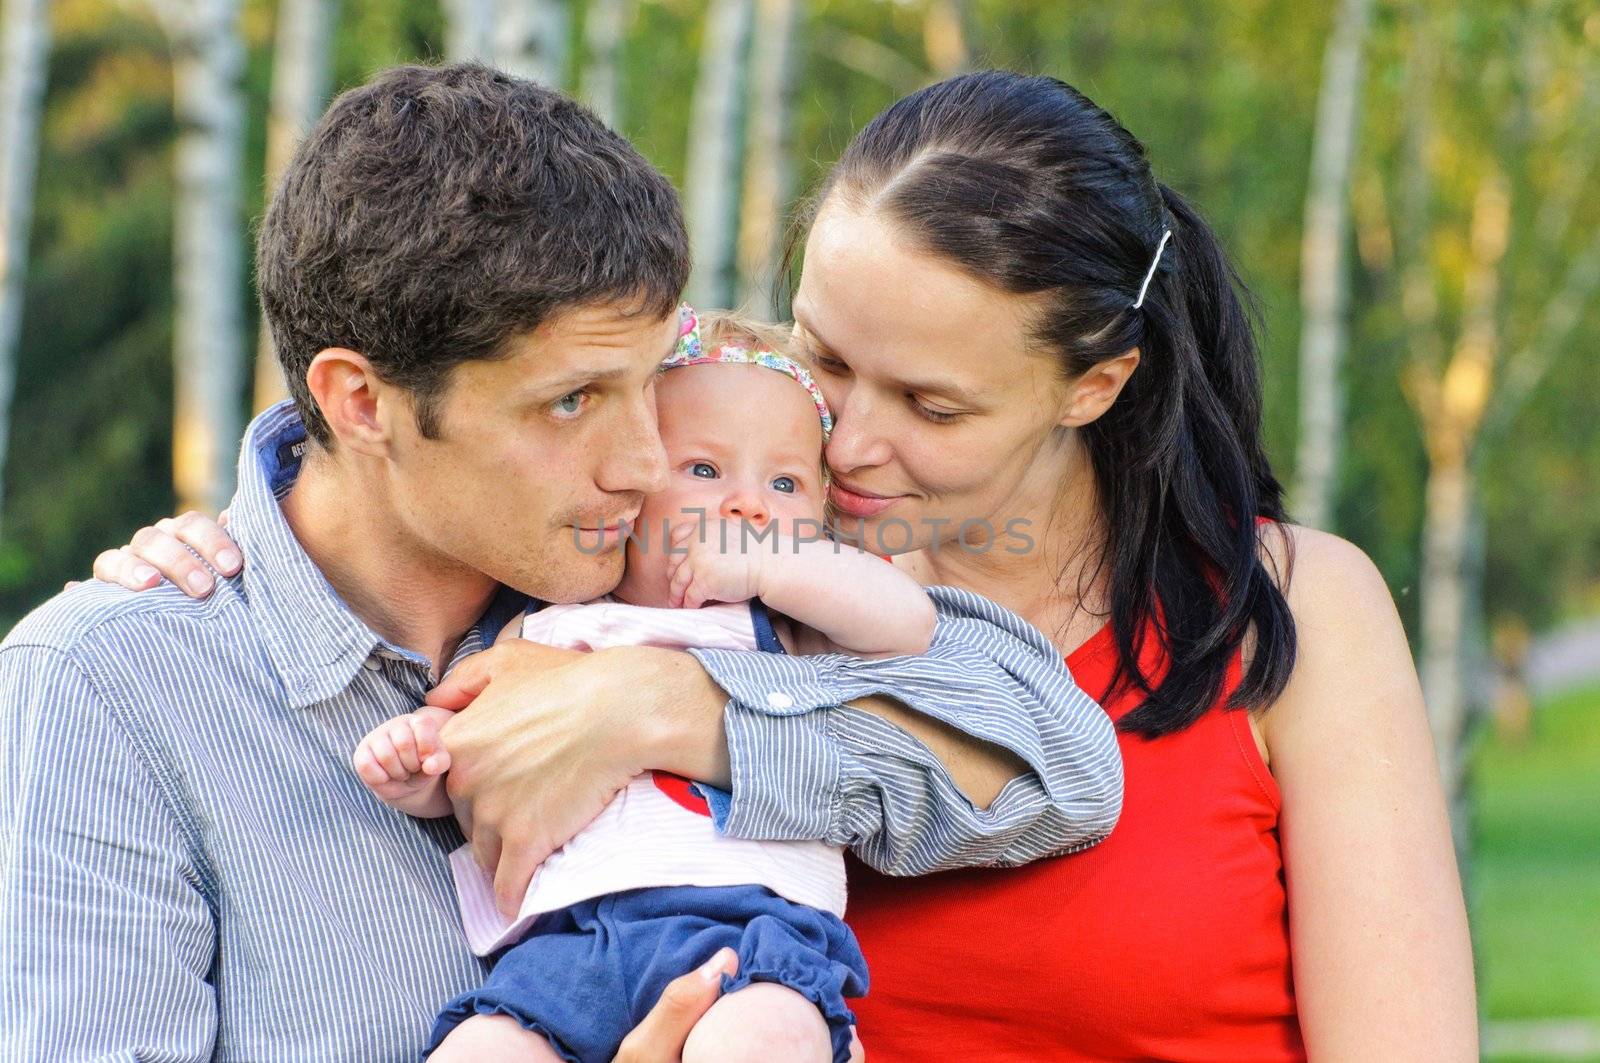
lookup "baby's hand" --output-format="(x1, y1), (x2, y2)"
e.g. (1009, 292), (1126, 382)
(352, 706), (455, 817)
(665, 519), (774, 609)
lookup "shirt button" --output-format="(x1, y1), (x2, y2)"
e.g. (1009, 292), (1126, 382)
(362, 655), (382, 672)
(766, 691), (795, 710)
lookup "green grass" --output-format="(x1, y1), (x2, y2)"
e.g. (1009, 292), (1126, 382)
(1471, 683), (1600, 1036)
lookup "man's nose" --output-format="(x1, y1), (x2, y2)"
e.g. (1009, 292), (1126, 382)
(599, 398), (668, 495)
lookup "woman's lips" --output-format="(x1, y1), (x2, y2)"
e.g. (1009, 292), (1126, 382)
(829, 480), (901, 518)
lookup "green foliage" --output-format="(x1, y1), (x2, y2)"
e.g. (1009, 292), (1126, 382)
(0, 0), (1596, 641)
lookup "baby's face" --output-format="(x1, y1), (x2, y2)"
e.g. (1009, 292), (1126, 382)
(610, 362), (827, 607)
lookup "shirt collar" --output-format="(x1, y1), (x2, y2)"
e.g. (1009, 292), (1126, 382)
(226, 402), (528, 709)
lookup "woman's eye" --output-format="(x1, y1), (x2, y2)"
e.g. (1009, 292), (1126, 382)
(771, 476), (796, 494)
(552, 391), (588, 418)
(912, 397), (960, 424)
(690, 462), (718, 479)
(813, 356), (847, 375)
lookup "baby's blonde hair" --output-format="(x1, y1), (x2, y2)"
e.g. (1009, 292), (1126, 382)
(692, 309), (800, 361)
(689, 308), (835, 499)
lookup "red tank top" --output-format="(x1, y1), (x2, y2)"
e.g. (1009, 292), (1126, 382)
(846, 616), (1305, 1061)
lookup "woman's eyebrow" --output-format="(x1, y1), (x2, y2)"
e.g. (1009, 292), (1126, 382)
(797, 310), (983, 403)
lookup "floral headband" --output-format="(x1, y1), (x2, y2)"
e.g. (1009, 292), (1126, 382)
(659, 304), (834, 441)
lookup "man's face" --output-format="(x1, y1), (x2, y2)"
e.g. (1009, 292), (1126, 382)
(382, 303), (678, 605)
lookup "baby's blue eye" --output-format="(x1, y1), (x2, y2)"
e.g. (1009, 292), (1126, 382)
(690, 462), (718, 479)
(771, 476), (796, 494)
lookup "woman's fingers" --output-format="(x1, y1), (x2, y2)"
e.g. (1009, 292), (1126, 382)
(158, 511), (243, 576)
(92, 548), (160, 590)
(612, 949), (738, 1062)
(127, 525), (216, 597)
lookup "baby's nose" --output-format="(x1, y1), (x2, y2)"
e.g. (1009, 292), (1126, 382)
(719, 492), (770, 527)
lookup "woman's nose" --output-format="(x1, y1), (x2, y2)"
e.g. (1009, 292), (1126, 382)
(824, 388), (893, 472)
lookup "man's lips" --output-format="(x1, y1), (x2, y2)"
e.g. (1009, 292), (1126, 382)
(574, 512), (640, 534)
(829, 479), (902, 518)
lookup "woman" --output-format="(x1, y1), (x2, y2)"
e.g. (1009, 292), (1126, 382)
(98, 71), (1476, 1058)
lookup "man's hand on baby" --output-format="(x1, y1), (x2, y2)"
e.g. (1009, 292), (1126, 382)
(665, 518), (774, 609)
(353, 706), (455, 817)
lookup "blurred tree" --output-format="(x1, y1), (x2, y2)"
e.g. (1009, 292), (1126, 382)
(1374, 0), (1600, 813)
(0, 0), (51, 531)
(252, 0), (337, 412)
(923, 0), (971, 78)
(684, 0), (753, 309)
(151, 0), (248, 513)
(736, 0), (801, 315)
(442, 0), (493, 62)
(1292, 0), (1372, 530)
(495, 0), (569, 86)
(580, 0), (627, 126)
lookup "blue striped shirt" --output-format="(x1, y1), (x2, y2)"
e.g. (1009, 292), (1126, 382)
(0, 403), (1121, 1061)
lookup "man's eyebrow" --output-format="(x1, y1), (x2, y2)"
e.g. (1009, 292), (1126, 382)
(528, 362), (639, 396)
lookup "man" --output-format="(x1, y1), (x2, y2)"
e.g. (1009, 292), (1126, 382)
(0, 64), (1120, 1060)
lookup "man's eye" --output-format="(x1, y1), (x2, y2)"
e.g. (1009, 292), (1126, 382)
(771, 476), (796, 494)
(552, 391), (587, 418)
(690, 462), (718, 479)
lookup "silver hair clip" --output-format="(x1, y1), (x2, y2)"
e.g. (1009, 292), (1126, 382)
(1132, 229), (1172, 310)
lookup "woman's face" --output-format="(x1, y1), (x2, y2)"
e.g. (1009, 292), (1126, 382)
(791, 198), (1083, 556)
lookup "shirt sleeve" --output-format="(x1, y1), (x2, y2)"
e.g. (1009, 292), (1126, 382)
(687, 585), (1124, 875)
(0, 644), (218, 1062)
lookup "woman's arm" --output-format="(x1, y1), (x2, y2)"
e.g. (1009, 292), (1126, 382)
(90, 516), (1124, 887)
(1262, 526), (1477, 1059)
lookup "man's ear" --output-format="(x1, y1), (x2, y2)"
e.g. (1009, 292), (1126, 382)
(1059, 349), (1141, 428)
(304, 348), (398, 457)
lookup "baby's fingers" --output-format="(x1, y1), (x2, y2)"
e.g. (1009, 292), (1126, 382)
(410, 715), (451, 775)
(385, 721), (424, 775)
(352, 746), (393, 790)
(361, 731), (408, 779)
(667, 557), (695, 610)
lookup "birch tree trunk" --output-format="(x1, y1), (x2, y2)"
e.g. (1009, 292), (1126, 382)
(443, 0), (494, 62)
(254, 0), (337, 413)
(923, 0), (972, 79)
(580, 0), (627, 127)
(1410, 173), (1507, 807)
(163, 0), (249, 513)
(736, 0), (801, 314)
(494, 0), (569, 86)
(1292, 0), (1373, 530)
(0, 0), (50, 527)
(684, 0), (754, 310)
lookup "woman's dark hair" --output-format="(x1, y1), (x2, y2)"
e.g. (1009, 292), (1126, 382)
(796, 70), (1296, 737)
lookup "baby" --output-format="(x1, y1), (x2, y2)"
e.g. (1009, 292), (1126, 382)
(352, 307), (936, 1063)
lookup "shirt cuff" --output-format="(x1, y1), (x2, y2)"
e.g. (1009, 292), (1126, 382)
(687, 647), (845, 838)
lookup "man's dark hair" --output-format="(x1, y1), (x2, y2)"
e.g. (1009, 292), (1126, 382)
(257, 63), (690, 447)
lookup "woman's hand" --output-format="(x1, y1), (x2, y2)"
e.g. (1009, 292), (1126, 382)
(82, 510), (241, 597)
(426, 640), (732, 919)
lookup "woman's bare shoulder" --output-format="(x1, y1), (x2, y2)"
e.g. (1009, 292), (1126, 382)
(1258, 521), (1394, 616)
(1255, 522), (1419, 744)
